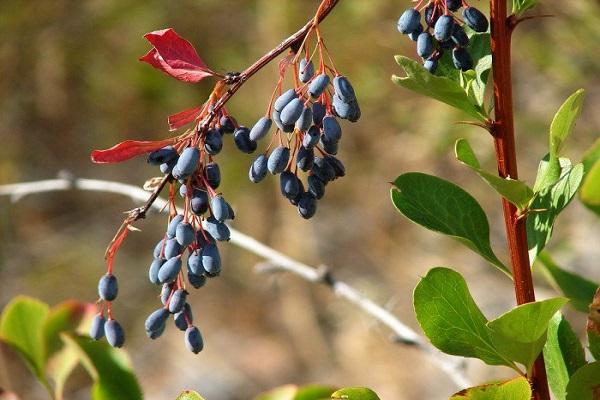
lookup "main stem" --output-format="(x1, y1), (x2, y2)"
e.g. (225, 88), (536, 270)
(489, 2), (550, 399)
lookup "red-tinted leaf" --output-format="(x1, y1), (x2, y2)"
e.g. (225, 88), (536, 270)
(168, 106), (202, 131)
(91, 139), (175, 164)
(140, 28), (215, 83)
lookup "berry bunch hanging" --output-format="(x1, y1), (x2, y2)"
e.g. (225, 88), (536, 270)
(89, 0), (352, 354)
(397, 0), (489, 73)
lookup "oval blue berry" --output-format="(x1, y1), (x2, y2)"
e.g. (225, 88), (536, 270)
(296, 146), (315, 172)
(267, 146), (290, 175)
(274, 89), (297, 112)
(295, 106), (313, 132)
(249, 154), (268, 183)
(145, 308), (169, 333)
(167, 214), (184, 238)
(219, 115), (236, 134)
(149, 258), (163, 285)
(434, 15), (455, 41)
(205, 162), (221, 189)
(417, 32), (434, 58)
(322, 116), (342, 142)
(308, 175), (326, 199)
(280, 98), (304, 126)
(175, 147), (200, 177)
(158, 257), (182, 284)
(211, 195), (229, 222)
(397, 9), (421, 34)
(148, 146), (178, 166)
(176, 222), (195, 247)
(424, 57), (439, 73)
(185, 326), (204, 354)
(188, 272), (206, 289)
(174, 303), (193, 331)
(298, 59), (315, 83)
(249, 117), (272, 141)
(168, 289), (187, 314)
(98, 274), (118, 301)
(298, 192), (317, 219)
(203, 217), (230, 242)
(105, 319), (125, 348)
(234, 126), (257, 154)
(463, 7), (488, 32)
(204, 128), (223, 155)
(333, 76), (356, 102)
(308, 74), (330, 98)
(303, 126), (320, 148)
(201, 243), (221, 276)
(160, 283), (172, 305)
(280, 171), (301, 200)
(191, 189), (209, 215)
(89, 314), (105, 340)
(452, 47), (474, 71)
(164, 238), (182, 259)
(312, 102), (326, 126)
(153, 238), (165, 259)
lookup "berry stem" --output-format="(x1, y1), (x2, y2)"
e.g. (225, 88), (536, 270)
(489, 1), (550, 399)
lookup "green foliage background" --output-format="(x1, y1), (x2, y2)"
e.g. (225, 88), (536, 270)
(0, 0), (598, 399)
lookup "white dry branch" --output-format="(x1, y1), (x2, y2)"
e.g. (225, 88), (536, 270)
(0, 174), (471, 388)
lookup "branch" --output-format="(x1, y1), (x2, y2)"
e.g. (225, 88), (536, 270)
(0, 175), (471, 389)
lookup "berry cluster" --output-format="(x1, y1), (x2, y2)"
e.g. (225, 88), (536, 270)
(90, 1), (356, 354)
(397, 0), (489, 73)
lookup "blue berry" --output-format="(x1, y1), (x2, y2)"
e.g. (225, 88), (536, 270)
(89, 314), (105, 340)
(446, 0), (462, 11)
(272, 108), (284, 131)
(249, 117), (272, 141)
(312, 102), (326, 126)
(160, 158), (177, 175)
(463, 7), (488, 32)
(176, 222), (195, 247)
(267, 146), (290, 175)
(175, 147), (200, 177)
(205, 163), (221, 189)
(296, 146), (315, 172)
(439, 39), (454, 50)
(158, 257), (182, 284)
(434, 15), (455, 41)
(179, 185), (189, 198)
(145, 308), (169, 334)
(174, 303), (192, 331)
(312, 157), (336, 182)
(452, 47), (474, 71)
(188, 272), (207, 289)
(280, 171), (301, 200)
(249, 154), (268, 183)
(98, 274), (118, 301)
(203, 217), (230, 241)
(167, 215), (184, 238)
(105, 320), (125, 348)
(204, 128), (223, 155)
(191, 189), (209, 215)
(298, 192), (317, 219)
(397, 9), (421, 34)
(147, 323), (165, 340)
(408, 24), (424, 41)
(195, 229), (214, 248)
(325, 155), (346, 178)
(451, 24), (469, 47)
(308, 74), (330, 98)
(322, 116), (342, 142)
(274, 89), (297, 112)
(308, 175), (326, 199)
(333, 76), (356, 103)
(219, 115), (236, 134)
(153, 238), (165, 259)
(424, 3), (440, 27)
(303, 126), (321, 148)
(234, 126), (257, 154)
(211, 195), (230, 222)
(185, 326), (203, 354)
(295, 106), (313, 132)
(187, 250), (203, 275)
(299, 59), (315, 83)
(424, 57), (439, 73)
(201, 243), (221, 276)
(149, 258), (163, 285)
(164, 238), (182, 259)
(280, 98), (305, 126)
(148, 146), (178, 166)
(168, 289), (187, 313)
(160, 283), (172, 305)
(320, 135), (339, 155)
(417, 32), (434, 58)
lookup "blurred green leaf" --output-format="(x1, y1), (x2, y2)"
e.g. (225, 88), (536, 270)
(43, 300), (87, 358)
(450, 377), (532, 399)
(176, 391), (206, 400)
(527, 162), (584, 263)
(391, 173), (509, 275)
(48, 345), (81, 400)
(550, 89), (585, 159)
(413, 267), (516, 369)
(331, 387), (380, 400)
(0, 296), (49, 381)
(487, 298), (568, 373)
(566, 362), (600, 400)
(455, 138), (534, 210)
(392, 56), (487, 122)
(580, 160), (600, 216)
(544, 314), (587, 400)
(62, 334), (142, 400)
(582, 138), (600, 173)
(512, 0), (538, 16)
(538, 252), (598, 312)
(255, 385), (335, 400)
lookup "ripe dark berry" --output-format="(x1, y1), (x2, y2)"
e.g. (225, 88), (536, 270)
(417, 32), (434, 58)
(397, 9), (421, 34)
(145, 308), (170, 334)
(168, 289), (187, 313)
(446, 0), (462, 12)
(322, 116), (342, 142)
(312, 102), (326, 126)
(204, 128), (223, 155)
(89, 314), (105, 340)
(424, 3), (440, 27)
(147, 146), (178, 166)
(274, 89), (297, 112)
(299, 58), (315, 83)
(148, 258), (163, 285)
(175, 147), (200, 177)
(325, 155), (346, 178)
(174, 303), (192, 331)
(424, 57), (439, 73)
(205, 163), (221, 189)
(188, 272), (207, 289)
(296, 146), (315, 172)
(219, 115), (236, 134)
(105, 319), (125, 348)
(176, 222), (195, 247)
(312, 157), (336, 182)
(267, 146), (290, 175)
(333, 76), (356, 103)
(320, 135), (339, 155)
(234, 126), (258, 154)
(308, 74), (330, 98)
(298, 192), (317, 219)
(164, 238), (182, 259)
(302, 126), (320, 149)
(191, 189), (209, 215)
(249, 117), (272, 141)
(185, 326), (203, 354)
(280, 171), (301, 200)
(439, 39), (454, 50)
(452, 47), (474, 71)
(451, 24), (469, 47)
(98, 274), (118, 301)
(295, 106), (313, 132)
(167, 215), (184, 238)
(408, 23), (424, 41)
(158, 257), (182, 284)
(147, 323), (166, 340)
(463, 7), (489, 32)
(308, 175), (326, 199)
(201, 243), (221, 276)
(249, 154), (268, 183)
(203, 217), (230, 242)
(160, 159), (177, 175)
(434, 15), (455, 41)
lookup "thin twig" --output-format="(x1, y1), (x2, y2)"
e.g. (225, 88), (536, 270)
(0, 176), (471, 389)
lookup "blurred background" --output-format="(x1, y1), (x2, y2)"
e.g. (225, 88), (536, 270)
(0, 0), (599, 399)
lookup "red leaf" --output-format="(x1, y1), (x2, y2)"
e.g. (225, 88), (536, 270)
(168, 106), (203, 131)
(140, 28), (215, 83)
(91, 139), (175, 164)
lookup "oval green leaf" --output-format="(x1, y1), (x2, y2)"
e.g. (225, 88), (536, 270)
(566, 362), (600, 400)
(450, 377), (532, 399)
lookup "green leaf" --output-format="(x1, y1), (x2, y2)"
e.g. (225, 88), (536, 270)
(0, 296), (50, 380)
(254, 385), (335, 400)
(533, 155), (564, 193)
(580, 160), (600, 216)
(566, 362), (600, 400)
(512, 0), (538, 16)
(450, 377), (532, 399)
(527, 162), (584, 264)
(487, 297), (568, 373)
(331, 387), (380, 400)
(43, 300), (87, 358)
(48, 345), (81, 400)
(455, 138), (534, 210)
(582, 138), (600, 173)
(538, 252), (599, 313)
(413, 267), (516, 369)
(391, 173), (509, 275)
(587, 289), (600, 361)
(543, 313), (587, 400)
(61, 334), (142, 400)
(176, 391), (206, 400)
(392, 56), (487, 122)
(550, 90), (585, 159)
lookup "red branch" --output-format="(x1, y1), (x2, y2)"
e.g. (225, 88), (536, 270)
(489, 1), (550, 399)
